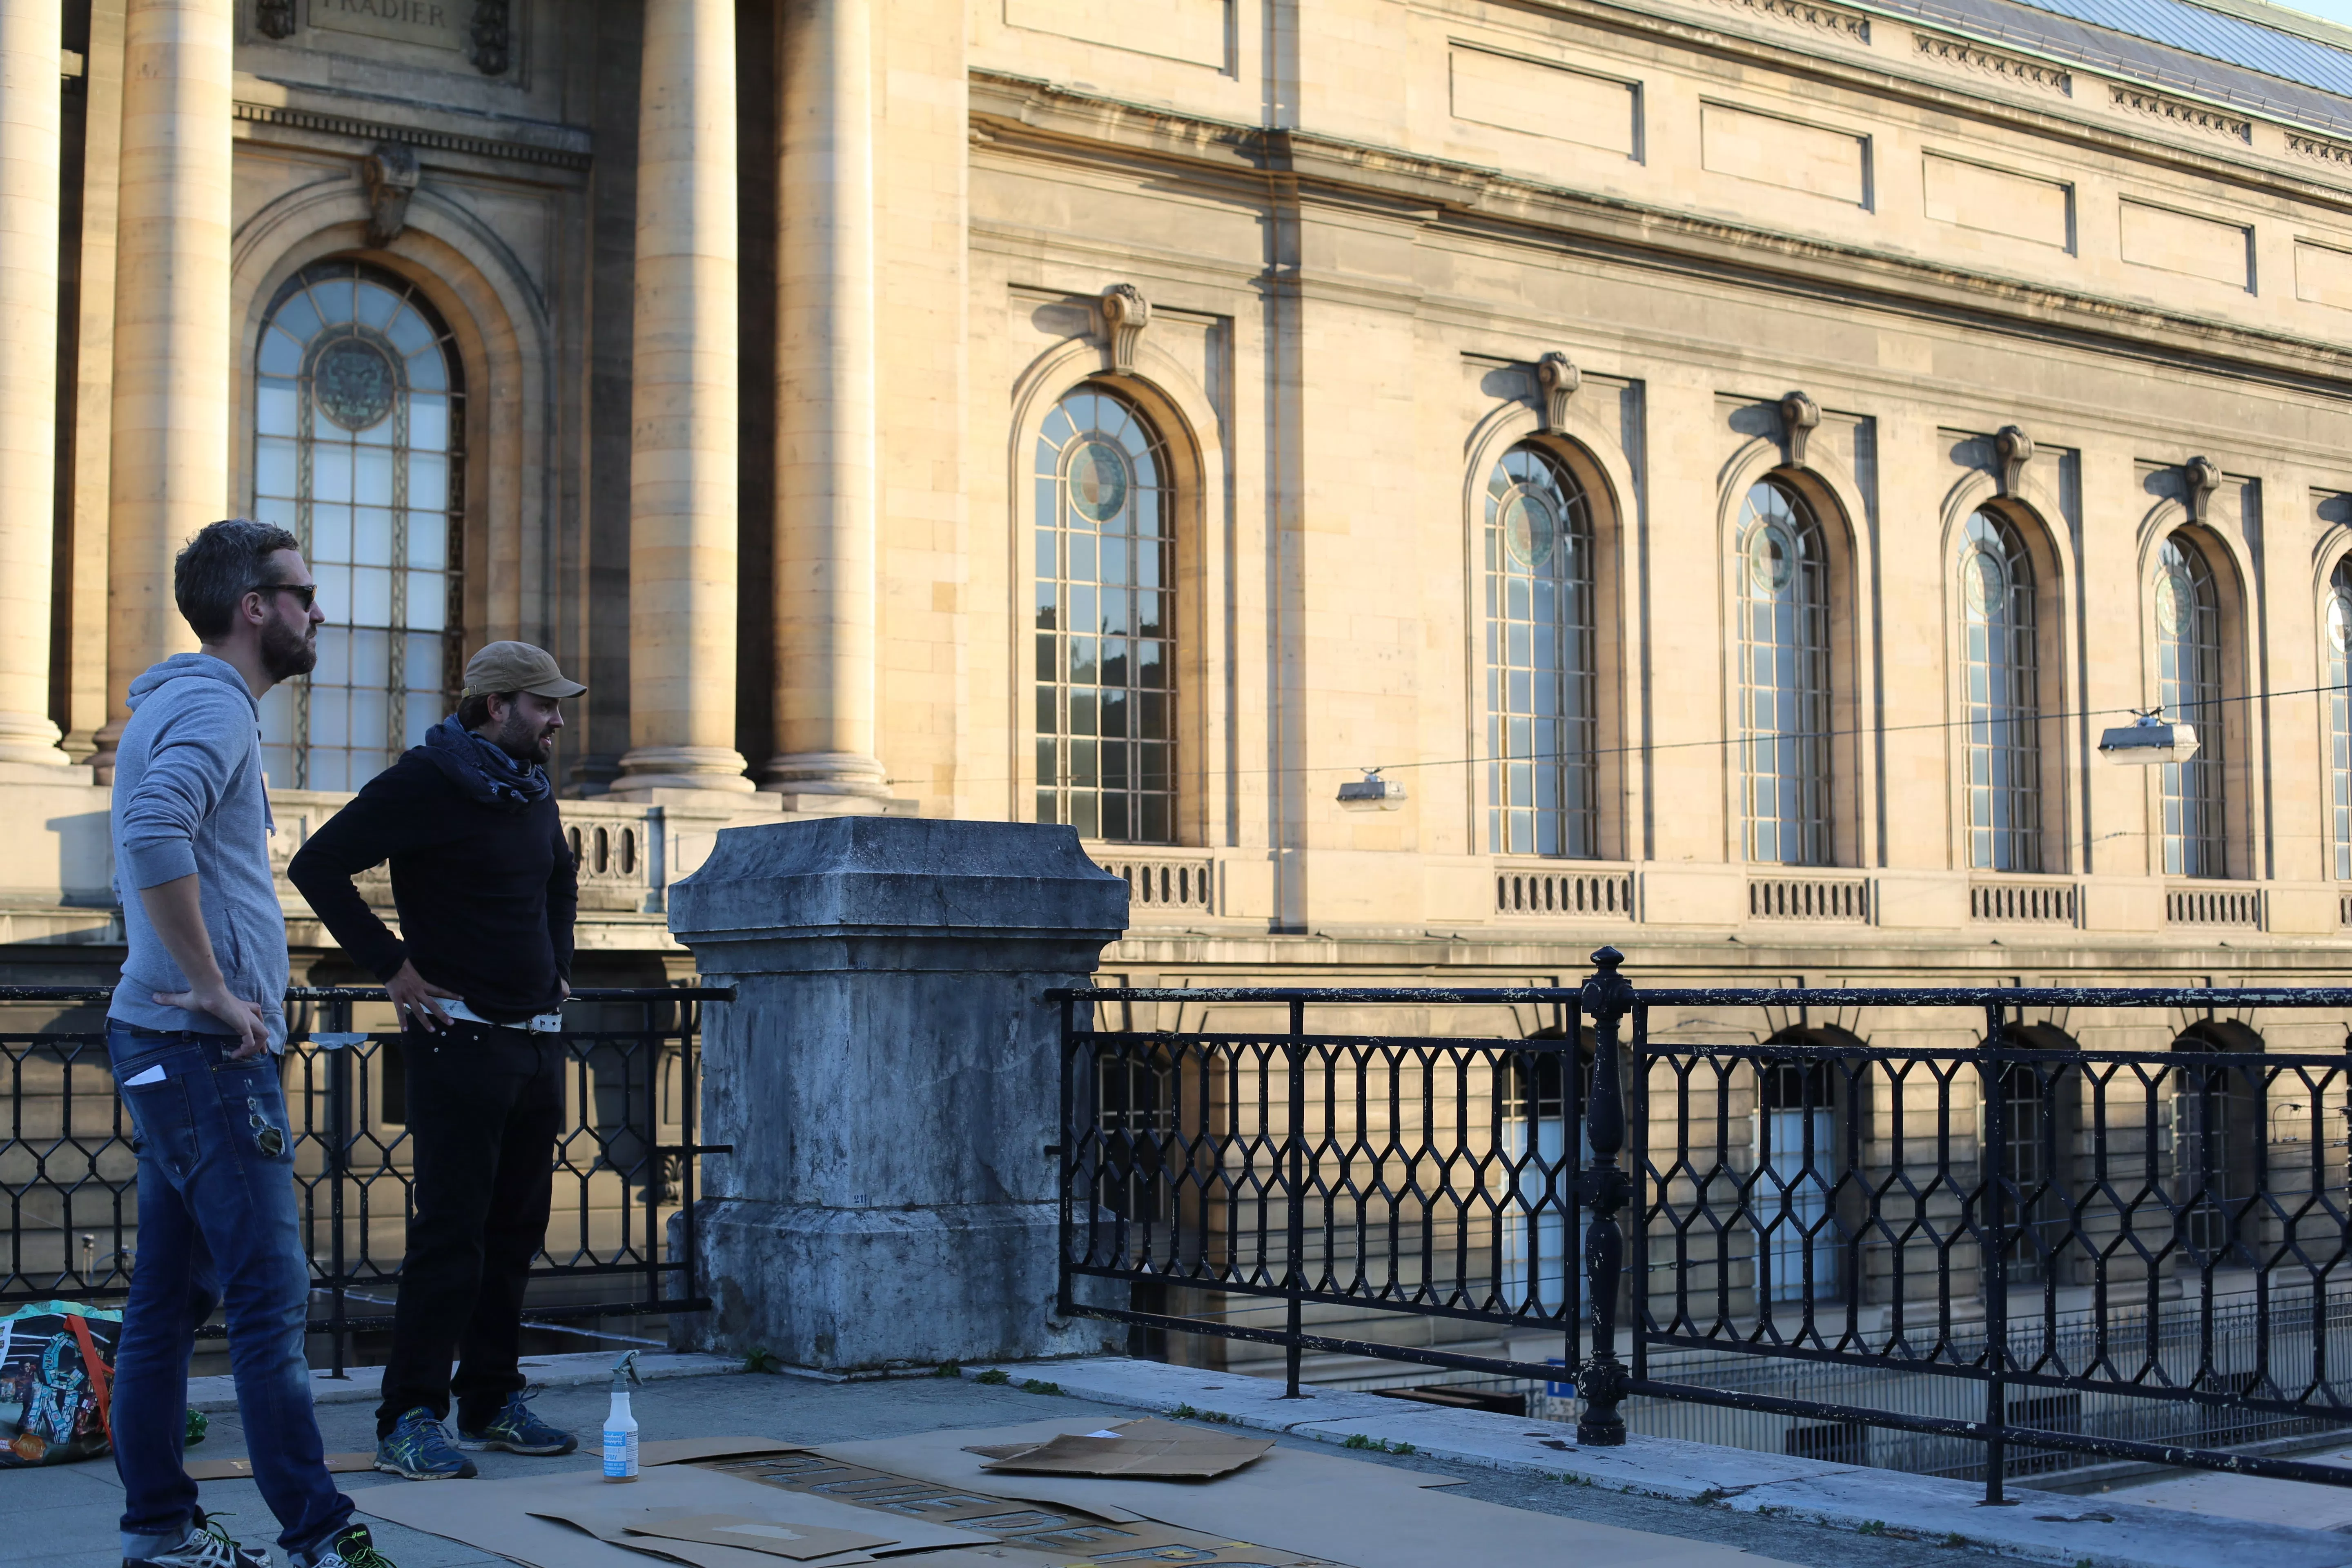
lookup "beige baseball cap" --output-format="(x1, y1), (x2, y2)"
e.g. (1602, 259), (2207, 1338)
(461, 641), (586, 699)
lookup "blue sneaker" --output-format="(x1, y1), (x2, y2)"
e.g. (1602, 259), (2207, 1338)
(374, 1407), (478, 1480)
(456, 1391), (579, 1456)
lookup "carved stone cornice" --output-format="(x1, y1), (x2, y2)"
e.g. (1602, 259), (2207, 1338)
(1711, 0), (1869, 42)
(2110, 86), (2251, 143)
(964, 71), (2352, 394)
(2289, 133), (2352, 171)
(1994, 425), (2034, 498)
(1780, 391), (1820, 467)
(1913, 35), (2069, 97)
(1098, 284), (1150, 375)
(231, 101), (593, 172)
(1535, 351), (1580, 432)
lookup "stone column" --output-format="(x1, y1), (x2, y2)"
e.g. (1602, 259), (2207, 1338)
(668, 817), (1128, 1368)
(614, 0), (754, 797)
(768, 0), (888, 802)
(92, 0), (232, 776)
(0, 0), (67, 766)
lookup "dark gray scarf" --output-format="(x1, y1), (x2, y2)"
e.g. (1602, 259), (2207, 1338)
(420, 713), (550, 812)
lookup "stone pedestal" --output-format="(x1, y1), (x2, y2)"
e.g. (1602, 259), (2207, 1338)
(666, 816), (1127, 1370)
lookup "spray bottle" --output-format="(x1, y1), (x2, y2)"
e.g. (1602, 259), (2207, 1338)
(602, 1349), (643, 1482)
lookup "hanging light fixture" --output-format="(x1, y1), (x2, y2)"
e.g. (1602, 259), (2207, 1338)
(2097, 708), (2198, 766)
(1337, 768), (1408, 811)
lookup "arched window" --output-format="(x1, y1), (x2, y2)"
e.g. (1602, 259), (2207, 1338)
(2329, 559), (2352, 880)
(1035, 387), (1173, 843)
(2155, 535), (2225, 878)
(1959, 510), (2041, 872)
(2172, 1022), (2261, 1265)
(1988, 1025), (2077, 1288)
(1753, 1049), (1843, 1303)
(1737, 481), (1831, 866)
(1483, 444), (1597, 858)
(252, 261), (465, 792)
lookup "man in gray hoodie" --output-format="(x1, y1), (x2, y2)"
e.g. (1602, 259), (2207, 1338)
(105, 520), (398, 1568)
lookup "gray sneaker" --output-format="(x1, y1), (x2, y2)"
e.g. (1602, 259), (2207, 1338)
(122, 1512), (269, 1568)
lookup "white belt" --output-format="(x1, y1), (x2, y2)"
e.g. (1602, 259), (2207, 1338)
(441, 998), (564, 1034)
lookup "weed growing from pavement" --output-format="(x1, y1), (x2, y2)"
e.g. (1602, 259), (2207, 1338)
(931, 1362), (961, 1378)
(742, 1348), (782, 1374)
(974, 1368), (1011, 1385)
(1340, 1433), (1415, 1454)
(1019, 1378), (1064, 1395)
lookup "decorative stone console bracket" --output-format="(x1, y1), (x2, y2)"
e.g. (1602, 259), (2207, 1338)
(1994, 425), (2034, 498)
(2183, 455), (2222, 524)
(666, 816), (1131, 1372)
(1779, 390), (1820, 468)
(1535, 351), (1580, 433)
(1098, 283), (1150, 376)
(362, 143), (420, 247)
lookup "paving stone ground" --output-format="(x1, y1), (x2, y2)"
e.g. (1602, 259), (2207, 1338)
(3, 1367), (2013, 1568)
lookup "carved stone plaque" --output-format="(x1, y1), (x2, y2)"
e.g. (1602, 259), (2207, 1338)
(306, 0), (469, 53)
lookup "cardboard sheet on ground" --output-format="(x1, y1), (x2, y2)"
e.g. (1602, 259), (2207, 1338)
(971, 1418), (1272, 1478)
(355, 1459), (996, 1568)
(622, 1512), (892, 1560)
(642, 1437), (810, 1467)
(542, 1505), (883, 1567)
(815, 1417), (1455, 1522)
(186, 1452), (374, 1480)
(818, 1421), (1806, 1568)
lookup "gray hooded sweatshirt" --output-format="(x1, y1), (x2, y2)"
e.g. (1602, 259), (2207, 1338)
(108, 653), (287, 1050)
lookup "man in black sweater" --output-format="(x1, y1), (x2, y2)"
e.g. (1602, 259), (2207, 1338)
(290, 642), (584, 1482)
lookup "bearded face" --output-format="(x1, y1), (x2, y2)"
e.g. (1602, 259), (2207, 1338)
(493, 698), (561, 765)
(258, 593), (318, 682)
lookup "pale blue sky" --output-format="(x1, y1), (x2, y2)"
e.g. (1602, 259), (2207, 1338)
(2273, 0), (2352, 31)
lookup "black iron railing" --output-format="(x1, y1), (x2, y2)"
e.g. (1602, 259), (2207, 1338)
(1, 985), (728, 1374)
(1054, 951), (2352, 1499)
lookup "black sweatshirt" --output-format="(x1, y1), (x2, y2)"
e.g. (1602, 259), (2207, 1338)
(288, 752), (578, 1022)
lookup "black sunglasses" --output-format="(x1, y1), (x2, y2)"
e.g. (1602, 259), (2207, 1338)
(252, 581), (316, 611)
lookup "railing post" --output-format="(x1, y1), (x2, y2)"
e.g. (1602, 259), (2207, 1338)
(640, 996), (658, 1313)
(326, 996), (350, 1381)
(1981, 1003), (2008, 1504)
(678, 993), (702, 1310)
(1284, 996), (1307, 1400)
(1058, 992), (1076, 1320)
(1577, 945), (1635, 1445)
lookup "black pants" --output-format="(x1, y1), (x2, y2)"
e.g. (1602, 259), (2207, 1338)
(375, 1022), (562, 1437)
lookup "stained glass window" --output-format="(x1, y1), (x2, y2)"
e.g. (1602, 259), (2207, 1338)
(2330, 559), (2352, 880)
(1960, 510), (2042, 872)
(1738, 481), (1831, 866)
(1035, 388), (1173, 843)
(253, 261), (464, 792)
(1483, 444), (1597, 858)
(2155, 535), (2225, 878)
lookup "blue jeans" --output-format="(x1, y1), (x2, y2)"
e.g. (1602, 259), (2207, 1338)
(106, 1022), (354, 1564)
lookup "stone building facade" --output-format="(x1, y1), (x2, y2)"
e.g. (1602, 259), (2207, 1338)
(0, 0), (2349, 1016)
